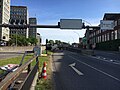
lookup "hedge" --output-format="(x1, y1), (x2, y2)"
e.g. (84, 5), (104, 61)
(96, 39), (120, 51)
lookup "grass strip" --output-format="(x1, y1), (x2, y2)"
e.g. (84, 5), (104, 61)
(35, 51), (53, 90)
(0, 51), (53, 90)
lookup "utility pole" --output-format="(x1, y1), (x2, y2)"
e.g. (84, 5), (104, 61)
(16, 30), (17, 47)
(46, 39), (48, 54)
(86, 26), (90, 49)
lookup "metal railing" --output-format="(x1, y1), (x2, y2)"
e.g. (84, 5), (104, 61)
(0, 51), (39, 90)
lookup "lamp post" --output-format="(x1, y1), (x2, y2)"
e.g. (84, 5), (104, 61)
(16, 30), (17, 47)
(70, 36), (75, 44)
(73, 31), (80, 43)
(82, 20), (92, 26)
(82, 20), (92, 49)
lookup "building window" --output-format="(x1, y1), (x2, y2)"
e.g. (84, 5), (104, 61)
(107, 33), (109, 41)
(100, 36), (101, 42)
(115, 30), (117, 39)
(102, 35), (104, 42)
(111, 31), (114, 40)
(118, 19), (120, 25)
(3, 36), (6, 39)
(115, 20), (117, 26)
(105, 34), (107, 41)
(98, 36), (99, 43)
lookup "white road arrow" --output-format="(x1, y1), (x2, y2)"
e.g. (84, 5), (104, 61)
(69, 63), (84, 76)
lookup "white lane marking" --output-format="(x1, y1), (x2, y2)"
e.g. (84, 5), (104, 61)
(68, 55), (120, 82)
(67, 51), (77, 55)
(68, 51), (120, 65)
(69, 63), (84, 76)
(88, 55), (120, 65)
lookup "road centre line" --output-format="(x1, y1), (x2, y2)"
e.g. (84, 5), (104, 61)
(68, 55), (120, 82)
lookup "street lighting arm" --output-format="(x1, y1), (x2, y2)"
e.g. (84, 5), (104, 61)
(73, 31), (80, 37)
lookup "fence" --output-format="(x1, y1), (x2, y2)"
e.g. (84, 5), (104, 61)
(0, 51), (39, 90)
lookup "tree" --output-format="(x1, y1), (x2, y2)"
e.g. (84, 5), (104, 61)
(8, 35), (38, 46)
(55, 40), (61, 45)
(28, 37), (38, 45)
(49, 40), (54, 45)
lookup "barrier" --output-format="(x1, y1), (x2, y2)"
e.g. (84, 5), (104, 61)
(67, 47), (95, 56)
(0, 51), (39, 90)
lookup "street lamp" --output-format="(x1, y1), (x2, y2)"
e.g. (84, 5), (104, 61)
(82, 20), (92, 26)
(82, 20), (92, 49)
(73, 31), (80, 43)
(16, 30), (17, 47)
(70, 36), (75, 44)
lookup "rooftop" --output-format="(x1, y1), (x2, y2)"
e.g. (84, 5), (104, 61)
(103, 13), (120, 20)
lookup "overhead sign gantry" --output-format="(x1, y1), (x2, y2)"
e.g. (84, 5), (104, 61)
(0, 19), (83, 29)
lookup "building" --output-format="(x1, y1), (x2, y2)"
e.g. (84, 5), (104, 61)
(29, 18), (37, 38)
(10, 6), (29, 38)
(85, 13), (120, 50)
(79, 38), (83, 44)
(0, 0), (10, 44)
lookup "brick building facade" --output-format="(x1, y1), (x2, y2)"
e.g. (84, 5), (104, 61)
(86, 13), (120, 49)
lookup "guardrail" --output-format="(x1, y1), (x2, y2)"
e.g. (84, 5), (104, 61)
(67, 47), (95, 56)
(0, 51), (39, 90)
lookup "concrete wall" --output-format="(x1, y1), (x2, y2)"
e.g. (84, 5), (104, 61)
(0, 46), (34, 52)
(0, 46), (46, 53)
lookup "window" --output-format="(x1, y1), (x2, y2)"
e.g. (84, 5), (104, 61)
(107, 33), (109, 41)
(102, 35), (104, 42)
(115, 30), (117, 39)
(118, 19), (120, 25)
(104, 34), (107, 41)
(99, 36), (101, 42)
(3, 36), (6, 39)
(115, 20), (117, 26)
(111, 31), (114, 40)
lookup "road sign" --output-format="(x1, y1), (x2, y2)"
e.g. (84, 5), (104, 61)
(60, 19), (82, 29)
(33, 46), (41, 56)
(100, 20), (114, 30)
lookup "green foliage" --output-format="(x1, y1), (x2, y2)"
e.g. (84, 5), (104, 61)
(96, 39), (120, 51)
(28, 37), (38, 45)
(8, 35), (38, 46)
(55, 40), (61, 45)
(48, 40), (54, 45)
(0, 52), (53, 90)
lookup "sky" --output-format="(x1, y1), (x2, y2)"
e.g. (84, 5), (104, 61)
(11, 0), (120, 44)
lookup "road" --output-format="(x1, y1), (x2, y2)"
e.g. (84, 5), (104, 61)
(0, 52), (24, 60)
(94, 50), (120, 62)
(52, 50), (120, 90)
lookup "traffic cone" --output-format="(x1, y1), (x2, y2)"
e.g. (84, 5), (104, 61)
(42, 62), (47, 79)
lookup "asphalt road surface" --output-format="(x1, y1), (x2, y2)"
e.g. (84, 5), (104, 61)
(52, 50), (120, 90)
(0, 52), (24, 60)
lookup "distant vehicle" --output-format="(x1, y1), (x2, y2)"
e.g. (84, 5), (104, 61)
(51, 44), (58, 51)
(0, 43), (5, 46)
